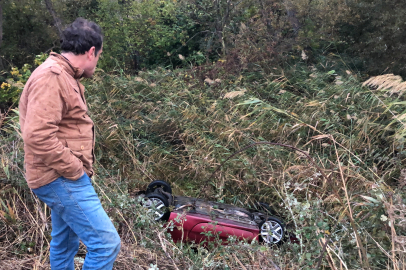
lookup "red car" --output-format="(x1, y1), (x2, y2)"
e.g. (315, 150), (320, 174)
(141, 180), (286, 246)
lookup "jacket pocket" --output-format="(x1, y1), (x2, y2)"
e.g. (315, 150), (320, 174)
(66, 139), (93, 166)
(66, 139), (92, 151)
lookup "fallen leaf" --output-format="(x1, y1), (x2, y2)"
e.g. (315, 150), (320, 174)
(135, 77), (147, 83)
(224, 90), (246, 99)
(301, 50), (308, 60)
(204, 78), (215, 85)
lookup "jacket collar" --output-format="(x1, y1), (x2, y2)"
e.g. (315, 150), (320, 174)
(50, 52), (84, 79)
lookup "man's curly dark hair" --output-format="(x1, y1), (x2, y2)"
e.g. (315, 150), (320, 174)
(61, 18), (103, 55)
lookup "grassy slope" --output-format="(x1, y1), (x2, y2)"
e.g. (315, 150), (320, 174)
(1, 57), (406, 269)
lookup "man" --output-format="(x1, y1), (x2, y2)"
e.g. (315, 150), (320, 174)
(19, 18), (121, 269)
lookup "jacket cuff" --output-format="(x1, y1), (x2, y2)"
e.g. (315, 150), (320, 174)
(84, 167), (94, 178)
(61, 158), (84, 180)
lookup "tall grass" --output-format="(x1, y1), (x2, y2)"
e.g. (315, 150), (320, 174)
(1, 59), (405, 269)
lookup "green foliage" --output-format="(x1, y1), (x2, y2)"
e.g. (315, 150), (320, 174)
(34, 53), (49, 67)
(1, 0), (56, 67)
(340, 0), (406, 76)
(0, 65), (31, 110)
(96, 0), (199, 71)
(2, 0), (406, 77)
(0, 55), (45, 111)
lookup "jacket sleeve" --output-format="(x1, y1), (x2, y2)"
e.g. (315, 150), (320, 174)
(22, 72), (84, 180)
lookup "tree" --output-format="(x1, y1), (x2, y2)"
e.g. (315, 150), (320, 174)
(44, 0), (64, 38)
(1, 0), (57, 67)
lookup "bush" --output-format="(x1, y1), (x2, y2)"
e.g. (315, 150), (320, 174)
(0, 64), (31, 112)
(96, 0), (200, 71)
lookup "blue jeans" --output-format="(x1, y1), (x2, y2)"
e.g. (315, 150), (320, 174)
(32, 173), (121, 270)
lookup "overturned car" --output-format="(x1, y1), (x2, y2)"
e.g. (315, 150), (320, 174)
(140, 180), (287, 246)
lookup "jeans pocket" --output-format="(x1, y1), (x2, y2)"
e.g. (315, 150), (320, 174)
(62, 172), (92, 193)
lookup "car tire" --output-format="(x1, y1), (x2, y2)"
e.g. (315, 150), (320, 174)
(146, 180), (172, 194)
(259, 216), (285, 245)
(143, 193), (171, 221)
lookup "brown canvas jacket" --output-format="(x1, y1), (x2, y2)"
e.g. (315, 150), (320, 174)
(19, 52), (95, 189)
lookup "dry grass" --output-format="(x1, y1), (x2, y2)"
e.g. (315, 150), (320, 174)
(363, 74), (406, 96)
(1, 64), (406, 269)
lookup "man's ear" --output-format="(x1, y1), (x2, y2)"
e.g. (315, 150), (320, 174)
(87, 46), (96, 59)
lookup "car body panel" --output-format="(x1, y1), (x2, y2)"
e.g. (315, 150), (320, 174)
(168, 212), (259, 244)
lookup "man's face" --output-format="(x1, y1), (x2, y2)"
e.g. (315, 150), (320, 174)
(83, 45), (103, 78)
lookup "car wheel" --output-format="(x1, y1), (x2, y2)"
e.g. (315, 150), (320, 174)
(259, 217), (285, 245)
(143, 193), (170, 221)
(146, 180), (172, 194)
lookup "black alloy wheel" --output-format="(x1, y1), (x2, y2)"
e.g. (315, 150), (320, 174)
(258, 216), (285, 245)
(143, 193), (171, 221)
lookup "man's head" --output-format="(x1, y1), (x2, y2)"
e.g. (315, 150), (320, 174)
(61, 18), (103, 78)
